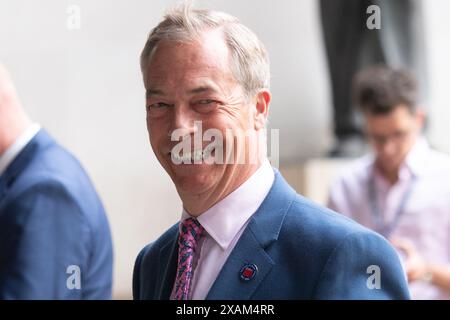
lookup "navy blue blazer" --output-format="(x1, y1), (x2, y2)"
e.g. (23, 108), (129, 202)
(133, 169), (410, 300)
(0, 130), (113, 299)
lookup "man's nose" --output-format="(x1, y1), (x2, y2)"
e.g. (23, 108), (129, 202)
(169, 104), (198, 137)
(380, 140), (397, 156)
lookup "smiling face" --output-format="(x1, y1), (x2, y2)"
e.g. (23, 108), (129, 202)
(143, 29), (269, 214)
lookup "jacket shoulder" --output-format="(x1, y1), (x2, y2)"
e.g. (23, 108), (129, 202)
(284, 193), (373, 242)
(278, 193), (393, 267)
(279, 195), (409, 299)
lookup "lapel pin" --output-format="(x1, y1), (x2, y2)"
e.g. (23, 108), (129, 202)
(239, 263), (258, 281)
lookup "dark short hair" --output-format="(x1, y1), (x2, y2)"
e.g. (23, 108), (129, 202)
(352, 65), (418, 115)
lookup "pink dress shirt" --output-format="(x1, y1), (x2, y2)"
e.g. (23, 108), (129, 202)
(329, 138), (450, 299)
(179, 159), (275, 300)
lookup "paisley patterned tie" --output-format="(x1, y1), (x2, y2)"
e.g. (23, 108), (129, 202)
(170, 218), (204, 300)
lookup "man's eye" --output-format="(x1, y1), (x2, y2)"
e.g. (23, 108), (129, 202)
(197, 99), (215, 105)
(192, 100), (219, 113)
(148, 102), (171, 110)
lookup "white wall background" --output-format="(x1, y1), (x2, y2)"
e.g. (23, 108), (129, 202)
(423, 1), (450, 151)
(1, 0), (449, 298)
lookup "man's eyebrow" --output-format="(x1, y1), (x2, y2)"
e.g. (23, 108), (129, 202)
(146, 86), (218, 97)
(146, 89), (165, 97)
(188, 86), (217, 95)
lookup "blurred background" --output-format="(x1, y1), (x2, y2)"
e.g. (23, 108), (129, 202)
(1, 0), (450, 298)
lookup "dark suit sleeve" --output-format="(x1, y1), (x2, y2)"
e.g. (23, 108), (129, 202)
(312, 231), (411, 299)
(0, 181), (90, 299)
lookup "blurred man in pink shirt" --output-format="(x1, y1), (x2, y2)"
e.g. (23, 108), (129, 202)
(329, 65), (450, 299)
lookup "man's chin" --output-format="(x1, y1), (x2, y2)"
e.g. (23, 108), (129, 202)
(173, 174), (215, 195)
(169, 164), (216, 187)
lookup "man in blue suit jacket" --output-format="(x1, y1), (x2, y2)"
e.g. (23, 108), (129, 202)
(0, 64), (113, 299)
(133, 3), (410, 300)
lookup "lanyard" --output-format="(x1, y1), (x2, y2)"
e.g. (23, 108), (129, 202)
(368, 174), (416, 238)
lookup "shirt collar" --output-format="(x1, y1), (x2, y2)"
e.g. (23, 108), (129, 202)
(181, 159), (275, 250)
(0, 123), (41, 176)
(403, 137), (429, 177)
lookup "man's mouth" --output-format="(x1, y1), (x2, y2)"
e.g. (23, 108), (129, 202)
(169, 149), (203, 163)
(168, 144), (217, 164)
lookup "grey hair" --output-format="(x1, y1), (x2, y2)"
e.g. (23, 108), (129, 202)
(140, 1), (270, 97)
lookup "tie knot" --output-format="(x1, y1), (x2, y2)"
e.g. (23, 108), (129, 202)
(179, 218), (204, 249)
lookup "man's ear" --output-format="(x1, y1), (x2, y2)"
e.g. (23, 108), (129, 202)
(253, 89), (271, 130)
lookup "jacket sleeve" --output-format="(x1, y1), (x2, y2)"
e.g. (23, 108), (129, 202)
(0, 181), (91, 299)
(312, 230), (411, 300)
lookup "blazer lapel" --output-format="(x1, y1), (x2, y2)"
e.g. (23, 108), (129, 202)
(205, 225), (275, 300)
(206, 170), (297, 300)
(157, 230), (179, 299)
